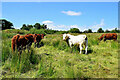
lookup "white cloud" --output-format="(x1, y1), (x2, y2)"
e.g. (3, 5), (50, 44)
(61, 11), (82, 16)
(41, 19), (106, 32)
(42, 20), (53, 24)
(91, 19), (105, 32)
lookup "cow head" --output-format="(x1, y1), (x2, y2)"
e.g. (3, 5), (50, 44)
(98, 34), (105, 41)
(98, 38), (102, 41)
(33, 34), (40, 43)
(63, 34), (70, 41)
(41, 34), (45, 39)
(25, 34), (34, 42)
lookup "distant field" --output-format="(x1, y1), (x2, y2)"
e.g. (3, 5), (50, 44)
(1, 29), (119, 78)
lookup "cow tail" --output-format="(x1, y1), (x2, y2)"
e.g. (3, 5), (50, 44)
(11, 38), (15, 52)
(11, 34), (20, 52)
(16, 35), (20, 50)
(85, 36), (88, 41)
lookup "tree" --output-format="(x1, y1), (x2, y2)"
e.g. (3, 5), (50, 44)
(34, 23), (41, 29)
(42, 24), (47, 29)
(105, 29), (110, 33)
(27, 25), (33, 30)
(83, 30), (88, 33)
(69, 28), (80, 33)
(97, 28), (104, 33)
(111, 28), (119, 33)
(88, 29), (92, 33)
(0, 19), (14, 30)
(83, 29), (92, 33)
(20, 24), (33, 30)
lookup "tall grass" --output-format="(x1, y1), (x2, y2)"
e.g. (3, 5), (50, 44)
(10, 48), (39, 73)
(2, 31), (118, 78)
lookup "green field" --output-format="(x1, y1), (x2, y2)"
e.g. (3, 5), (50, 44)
(1, 29), (119, 78)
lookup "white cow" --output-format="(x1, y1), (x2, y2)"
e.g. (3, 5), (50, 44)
(63, 33), (88, 54)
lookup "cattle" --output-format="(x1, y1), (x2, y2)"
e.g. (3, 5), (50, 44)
(11, 34), (20, 52)
(98, 33), (117, 41)
(11, 34), (28, 54)
(33, 34), (45, 47)
(11, 33), (45, 53)
(63, 34), (88, 54)
(24, 34), (35, 49)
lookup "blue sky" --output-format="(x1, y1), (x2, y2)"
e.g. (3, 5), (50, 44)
(2, 2), (118, 32)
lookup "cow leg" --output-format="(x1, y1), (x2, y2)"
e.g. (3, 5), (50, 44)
(85, 41), (88, 54)
(104, 39), (106, 42)
(79, 44), (82, 54)
(34, 42), (36, 48)
(69, 42), (72, 48)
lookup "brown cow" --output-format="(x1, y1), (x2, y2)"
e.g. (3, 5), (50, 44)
(11, 34), (20, 52)
(11, 33), (45, 53)
(34, 34), (45, 47)
(11, 34), (34, 53)
(98, 33), (117, 41)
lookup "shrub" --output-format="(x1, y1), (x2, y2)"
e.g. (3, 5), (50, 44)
(69, 28), (80, 33)
(29, 28), (46, 34)
(44, 29), (57, 34)
(3, 29), (27, 34)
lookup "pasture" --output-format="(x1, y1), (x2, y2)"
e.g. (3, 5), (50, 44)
(1, 29), (119, 78)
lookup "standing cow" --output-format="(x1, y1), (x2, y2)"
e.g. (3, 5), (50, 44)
(63, 34), (88, 54)
(33, 34), (45, 47)
(98, 33), (117, 41)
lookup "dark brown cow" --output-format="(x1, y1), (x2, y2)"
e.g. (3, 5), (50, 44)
(98, 33), (117, 41)
(34, 34), (45, 47)
(11, 33), (45, 53)
(11, 34), (34, 53)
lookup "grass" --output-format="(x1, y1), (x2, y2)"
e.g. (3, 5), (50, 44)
(1, 30), (119, 78)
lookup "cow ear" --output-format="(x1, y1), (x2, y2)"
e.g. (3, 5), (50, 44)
(65, 36), (69, 39)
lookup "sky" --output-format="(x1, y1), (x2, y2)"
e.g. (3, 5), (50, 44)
(2, 2), (118, 32)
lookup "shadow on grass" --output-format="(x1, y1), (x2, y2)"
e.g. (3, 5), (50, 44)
(71, 45), (93, 55)
(82, 49), (93, 55)
(37, 42), (44, 48)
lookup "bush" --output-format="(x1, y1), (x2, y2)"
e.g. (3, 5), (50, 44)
(97, 28), (104, 33)
(29, 28), (46, 34)
(56, 31), (69, 34)
(3, 29), (27, 34)
(44, 29), (57, 34)
(69, 28), (80, 33)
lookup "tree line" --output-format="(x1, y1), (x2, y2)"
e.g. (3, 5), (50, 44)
(1, 19), (119, 33)
(20, 23), (47, 30)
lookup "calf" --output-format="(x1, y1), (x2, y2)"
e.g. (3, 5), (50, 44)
(63, 34), (88, 54)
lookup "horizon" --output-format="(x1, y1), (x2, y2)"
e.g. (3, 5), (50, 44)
(2, 2), (118, 32)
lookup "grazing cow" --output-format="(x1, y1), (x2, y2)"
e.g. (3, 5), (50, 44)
(98, 33), (117, 41)
(63, 34), (88, 54)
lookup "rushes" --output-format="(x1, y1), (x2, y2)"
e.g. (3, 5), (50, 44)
(2, 32), (118, 78)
